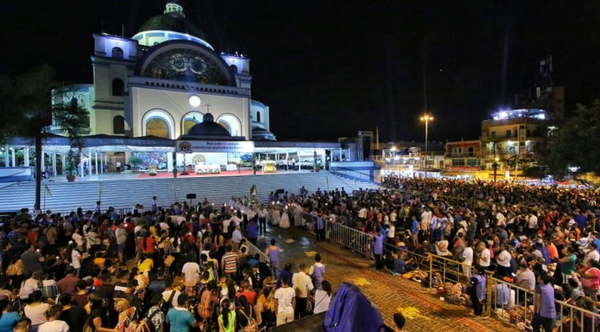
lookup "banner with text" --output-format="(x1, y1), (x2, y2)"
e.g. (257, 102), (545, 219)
(177, 140), (255, 153)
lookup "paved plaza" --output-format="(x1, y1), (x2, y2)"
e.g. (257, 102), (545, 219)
(256, 226), (517, 332)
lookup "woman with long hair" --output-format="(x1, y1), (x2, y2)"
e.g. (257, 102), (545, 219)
(313, 280), (333, 314)
(254, 286), (276, 328)
(236, 295), (256, 331)
(217, 299), (236, 332)
(86, 296), (114, 332)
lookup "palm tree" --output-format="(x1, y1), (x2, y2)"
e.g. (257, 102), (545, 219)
(52, 87), (90, 181)
(12, 65), (56, 211)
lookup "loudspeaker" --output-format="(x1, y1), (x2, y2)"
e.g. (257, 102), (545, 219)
(186, 193), (197, 199)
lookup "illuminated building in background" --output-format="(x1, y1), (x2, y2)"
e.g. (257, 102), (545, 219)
(481, 108), (547, 172)
(445, 140), (482, 171)
(53, 0), (275, 142)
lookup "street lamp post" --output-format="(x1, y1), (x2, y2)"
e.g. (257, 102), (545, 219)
(493, 157), (499, 182)
(420, 114), (434, 169)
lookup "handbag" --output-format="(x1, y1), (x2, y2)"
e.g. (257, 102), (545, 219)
(239, 307), (258, 332)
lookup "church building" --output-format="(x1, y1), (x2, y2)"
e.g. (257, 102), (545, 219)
(2, 0), (359, 179)
(65, 0), (274, 142)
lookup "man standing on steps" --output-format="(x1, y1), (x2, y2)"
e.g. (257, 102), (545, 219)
(274, 278), (296, 326)
(373, 229), (384, 270)
(266, 239), (281, 277)
(292, 263), (313, 319)
(315, 211), (326, 241)
(258, 205), (268, 235)
(468, 266), (487, 316)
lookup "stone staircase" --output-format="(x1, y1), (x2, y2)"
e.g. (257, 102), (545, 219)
(0, 171), (379, 213)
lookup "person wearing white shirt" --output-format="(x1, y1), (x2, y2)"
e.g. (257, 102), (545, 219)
(462, 244), (474, 279)
(231, 226), (243, 248)
(292, 264), (314, 319)
(387, 224), (395, 239)
(70, 248), (82, 273)
(496, 212), (506, 227)
(496, 245), (512, 277)
(39, 305), (69, 332)
(19, 274), (41, 300)
(584, 246), (600, 267)
(182, 262), (201, 287)
(358, 207), (368, 220)
(478, 243), (491, 268)
(71, 231), (85, 250)
(421, 209), (433, 235)
(274, 279), (296, 326)
(313, 280), (332, 314)
(528, 214), (538, 236)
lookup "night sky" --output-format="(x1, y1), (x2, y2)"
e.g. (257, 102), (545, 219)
(2, 1), (600, 142)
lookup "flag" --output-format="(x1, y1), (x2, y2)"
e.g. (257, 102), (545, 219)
(98, 183), (104, 195)
(44, 184), (52, 197)
(250, 184), (257, 196)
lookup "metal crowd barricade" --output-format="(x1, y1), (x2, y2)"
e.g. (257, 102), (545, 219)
(325, 221), (374, 258)
(554, 297), (600, 332)
(488, 277), (535, 326)
(383, 242), (471, 288)
(431, 255), (469, 284)
(488, 276), (600, 332)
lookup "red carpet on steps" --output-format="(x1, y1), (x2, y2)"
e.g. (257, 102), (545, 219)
(137, 170), (270, 179)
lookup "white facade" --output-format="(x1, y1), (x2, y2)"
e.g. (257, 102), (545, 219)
(129, 81), (250, 139)
(56, 1), (275, 142)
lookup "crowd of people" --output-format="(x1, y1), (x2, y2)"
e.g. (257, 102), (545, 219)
(285, 176), (600, 331)
(2, 175), (598, 331)
(0, 196), (336, 332)
(257, 177), (600, 331)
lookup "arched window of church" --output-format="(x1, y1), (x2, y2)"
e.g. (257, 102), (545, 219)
(145, 118), (170, 138)
(112, 47), (124, 59)
(113, 115), (125, 134)
(112, 78), (125, 96)
(256, 111), (261, 123)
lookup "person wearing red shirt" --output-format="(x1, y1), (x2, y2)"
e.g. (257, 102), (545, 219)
(143, 235), (156, 254)
(236, 280), (257, 305)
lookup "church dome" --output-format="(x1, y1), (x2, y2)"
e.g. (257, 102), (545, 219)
(133, 1), (213, 49)
(252, 127), (277, 141)
(187, 113), (231, 137)
(138, 14), (205, 40)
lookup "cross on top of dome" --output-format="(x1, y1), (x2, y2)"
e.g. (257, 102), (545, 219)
(164, 0), (185, 18)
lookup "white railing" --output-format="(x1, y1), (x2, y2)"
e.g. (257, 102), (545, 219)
(326, 220), (373, 258)
(489, 276), (600, 332)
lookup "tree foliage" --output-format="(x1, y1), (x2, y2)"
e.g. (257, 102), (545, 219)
(52, 88), (90, 176)
(0, 65), (90, 207)
(542, 100), (600, 178)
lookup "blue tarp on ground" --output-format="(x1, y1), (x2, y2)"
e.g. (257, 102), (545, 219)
(323, 282), (385, 332)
